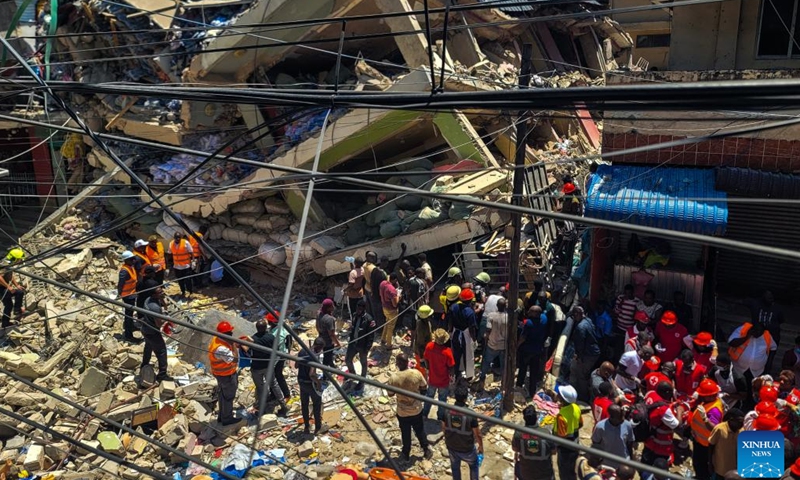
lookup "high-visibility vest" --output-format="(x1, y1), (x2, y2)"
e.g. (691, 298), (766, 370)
(171, 239), (191, 267)
(555, 403), (581, 439)
(146, 242), (166, 270)
(134, 251), (150, 274)
(691, 398), (724, 446)
(188, 232), (203, 259)
(728, 323), (773, 361)
(208, 336), (238, 377)
(120, 264), (138, 298)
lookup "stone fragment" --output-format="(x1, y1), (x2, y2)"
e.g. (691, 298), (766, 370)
(23, 444), (46, 471)
(159, 414), (187, 446)
(5, 391), (47, 407)
(5, 435), (25, 450)
(97, 431), (124, 456)
(118, 353), (140, 370)
(297, 440), (314, 457)
(78, 367), (110, 397)
(95, 390), (114, 413)
(183, 400), (210, 434)
(159, 380), (176, 399)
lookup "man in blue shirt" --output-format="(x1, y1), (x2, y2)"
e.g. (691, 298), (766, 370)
(516, 305), (549, 399)
(570, 306), (601, 402)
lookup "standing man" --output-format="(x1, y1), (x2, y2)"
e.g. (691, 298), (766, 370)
(710, 353), (748, 410)
(387, 353), (431, 461)
(591, 404), (635, 469)
(266, 312), (292, 401)
(440, 385), (483, 480)
(117, 251), (142, 343)
(316, 299), (340, 367)
(244, 318), (289, 417)
(746, 291), (783, 374)
(380, 272), (401, 349)
(553, 384), (582, 480)
(362, 252), (377, 316)
(423, 329), (455, 418)
(417, 252), (433, 288)
(168, 232), (193, 297)
(136, 266), (160, 312)
(513, 405), (555, 480)
(642, 381), (680, 466)
(614, 284), (642, 358)
(615, 345), (654, 393)
(141, 286), (170, 382)
(132, 240), (151, 275)
(728, 322), (776, 399)
(369, 255), (388, 331)
(345, 300), (376, 392)
(479, 297), (508, 391)
(654, 310), (688, 363)
(638, 289), (664, 325)
(345, 257), (365, 321)
(0, 248), (26, 328)
(297, 338), (325, 435)
(404, 267), (428, 321)
(412, 305), (434, 376)
(690, 378), (725, 479)
(517, 306), (549, 399)
(450, 289), (478, 380)
(187, 225), (209, 291)
(570, 306), (601, 402)
(590, 362), (617, 401)
(709, 409), (745, 480)
(208, 321), (240, 426)
(145, 235), (166, 285)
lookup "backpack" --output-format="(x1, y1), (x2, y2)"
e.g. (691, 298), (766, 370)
(630, 401), (666, 442)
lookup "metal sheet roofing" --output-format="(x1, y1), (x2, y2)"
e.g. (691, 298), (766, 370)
(715, 167), (800, 199)
(476, 0), (600, 14)
(585, 165), (728, 236)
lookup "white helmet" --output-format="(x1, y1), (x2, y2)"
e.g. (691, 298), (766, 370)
(134, 239), (148, 248)
(120, 251), (135, 260)
(557, 384), (578, 404)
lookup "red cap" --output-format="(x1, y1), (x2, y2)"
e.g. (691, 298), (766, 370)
(760, 385), (779, 403)
(755, 401), (778, 416)
(693, 332), (713, 347)
(660, 310), (678, 326)
(791, 458), (800, 476)
(265, 312), (281, 324)
(562, 182), (576, 194)
(644, 355), (661, 371)
(753, 414), (780, 431)
(634, 310), (649, 323)
(695, 378), (721, 397)
(459, 288), (475, 302)
(217, 321), (234, 334)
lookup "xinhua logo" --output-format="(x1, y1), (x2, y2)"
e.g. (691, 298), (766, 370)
(737, 430), (784, 478)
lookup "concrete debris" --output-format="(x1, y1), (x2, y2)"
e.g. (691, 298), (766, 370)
(297, 440), (315, 458)
(78, 366), (110, 397)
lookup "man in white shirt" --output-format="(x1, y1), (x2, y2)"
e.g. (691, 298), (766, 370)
(728, 322), (777, 379)
(479, 297), (508, 391)
(615, 345), (654, 392)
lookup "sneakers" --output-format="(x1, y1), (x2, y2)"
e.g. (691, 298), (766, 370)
(423, 447), (433, 459)
(123, 335), (144, 344)
(155, 374), (173, 382)
(277, 405), (289, 417)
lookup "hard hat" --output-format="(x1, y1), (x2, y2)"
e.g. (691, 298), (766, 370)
(433, 328), (450, 345)
(633, 310), (649, 323)
(120, 251), (135, 260)
(459, 288), (475, 302)
(265, 312), (280, 324)
(644, 355), (661, 371)
(753, 414), (780, 431)
(134, 239), (148, 248)
(693, 332), (713, 346)
(445, 285), (461, 302)
(417, 305), (433, 319)
(695, 378), (721, 397)
(660, 310), (678, 326)
(759, 385), (779, 403)
(562, 182), (576, 194)
(557, 384), (578, 404)
(217, 321), (234, 334)
(474, 272), (491, 284)
(5, 248), (24, 262)
(791, 457), (800, 477)
(447, 267), (462, 278)
(755, 401), (778, 416)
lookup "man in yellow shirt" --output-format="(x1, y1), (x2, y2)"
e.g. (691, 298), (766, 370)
(554, 384), (582, 480)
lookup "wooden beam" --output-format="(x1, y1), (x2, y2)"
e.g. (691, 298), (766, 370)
(375, 0), (439, 72)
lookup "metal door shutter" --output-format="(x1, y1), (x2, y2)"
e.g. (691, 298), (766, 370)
(618, 230), (704, 270)
(14, 0), (36, 24)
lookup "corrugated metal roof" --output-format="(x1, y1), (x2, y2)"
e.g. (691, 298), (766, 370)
(476, 0), (600, 14)
(585, 165), (728, 236)
(715, 167), (800, 199)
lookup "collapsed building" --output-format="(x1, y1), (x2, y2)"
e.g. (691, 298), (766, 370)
(8, 0), (630, 288)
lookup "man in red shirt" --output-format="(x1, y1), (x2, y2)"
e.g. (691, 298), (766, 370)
(675, 350), (707, 399)
(645, 358), (676, 392)
(655, 310), (688, 363)
(423, 328), (455, 418)
(592, 381), (616, 426)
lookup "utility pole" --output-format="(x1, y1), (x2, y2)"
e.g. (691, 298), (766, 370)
(502, 43), (532, 414)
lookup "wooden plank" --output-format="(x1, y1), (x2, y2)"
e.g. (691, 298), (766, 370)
(123, 0), (177, 29)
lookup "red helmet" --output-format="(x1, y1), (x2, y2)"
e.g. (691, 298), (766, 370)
(660, 310), (678, 326)
(695, 378), (721, 397)
(562, 182), (576, 194)
(759, 385), (779, 403)
(459, 289), (475, 302)
(634, 310), (649, 323)
(755, 401), (778, 416)
(217, 321), (234, 334)
(693, 331), (713, 346)
(265, 312), (280, 324)
(753, 414), (780, 431)
(644, 355), (661, 371)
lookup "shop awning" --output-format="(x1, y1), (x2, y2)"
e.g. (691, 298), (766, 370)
(585, 165), (728, 236)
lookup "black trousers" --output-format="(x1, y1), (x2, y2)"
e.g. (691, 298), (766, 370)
(322, 344), (336, 368)
(345, 344), (369, 387)
(692, 442), (710, 480)
(154, 269), (165, 285)
(398, 412), (428, 458)
(348, 297), (361, 322)
(141, 324), (168, 377)
(0, 288), (24, 327)
(174, 267), (193, 295)
(122, 296), (137, 337)
(516, 350), (543, 398)
(193, 257), (206, 290)
(299, 380), (322, 430)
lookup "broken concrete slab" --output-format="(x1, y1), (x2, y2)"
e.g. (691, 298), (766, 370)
(97, 431), (124, 456)
(78, 366), (110, 397)
(52, 249), (93, 280)
(172, 309), (253, 369)
(297, 440), (314, 457)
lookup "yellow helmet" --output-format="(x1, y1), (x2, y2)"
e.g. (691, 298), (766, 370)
(6, 248), (24, 262)
(445, 285), (462, 302)
(417, 305), (434, 319)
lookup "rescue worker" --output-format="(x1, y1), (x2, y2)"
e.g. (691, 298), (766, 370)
(553, 384), (582, 480)
(450, 288), (478, 380)
(690, 378), (724, 480)
(168, 231), (193, 297)
(675, 349), (708, 399)
(209, 320), (241, 426)
(141, 287), (170, 382)
(683, 331), (718, 369)
(117, 251), (142, 343)
(513, 404), (555, 480)
(0, 248), (26, 328)
(642, 381), (681, 466)
(439, 285), (461, 331)
(132, 240), (151, 275)
(439, 267), (464, 312)
(145, 235), (166, 284)
(187, 225), (208, 290)
(440, 385), (483, 480)
(411, 304), (434, 378)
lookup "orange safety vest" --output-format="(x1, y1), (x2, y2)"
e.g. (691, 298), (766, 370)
(146, 242), (166, 270)
(120, 264), (138, 298)
(208, 336), (238, 377)
(690, 397), (724, 446)
(188, 232), (203, 259)
(728, 323), (773, 361)
(134, 251), (150, 274)
(171, 239), (191, 267)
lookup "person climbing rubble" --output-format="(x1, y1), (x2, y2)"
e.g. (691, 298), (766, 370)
(242, 318), (289, 418)
(209, 320), (242, 426)
(168, 231), (193, 297)
(345, 299), (376, 393)
(117, 251), (143, 344)
(0, 248), (26, 328)
(140, 286), (171, 383)
(297, 337), (326, 436)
